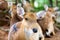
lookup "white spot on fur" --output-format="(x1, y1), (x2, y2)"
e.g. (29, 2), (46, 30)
(24, 28), (33, 37)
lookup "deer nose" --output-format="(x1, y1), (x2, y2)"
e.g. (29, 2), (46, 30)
(50, 32), (53, 36)
(46, 29), (48, 32)
(39, 37), (42, 40)
(33, 28), (37, 33)
(45, 29), (51, 38)
(40, 16), (42, 18)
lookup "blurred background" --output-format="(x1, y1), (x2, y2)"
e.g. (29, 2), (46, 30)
(6, 0), (60, 27)
(6, 0), (60, 14)
(7, 0), (60, 11)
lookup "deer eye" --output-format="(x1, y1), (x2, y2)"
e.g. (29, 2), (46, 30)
(17, 6), (20, 8)
(25, 18), (28, 20)
(33, 28), (37, 33)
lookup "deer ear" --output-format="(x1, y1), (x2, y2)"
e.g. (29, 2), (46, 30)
(36, 11), (46, 19)
(44, 4), (48, 11)
(17, 3), (25, 18)
(8, 2), (13, 7)
(53, 7), (59, 11)
(22, 0), (26, 5)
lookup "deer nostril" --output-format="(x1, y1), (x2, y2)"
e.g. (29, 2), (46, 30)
(33, 28), (37, 33)
(40, 17), (42, 18)
(45, 29), (51, 38)
(39, 37), (42, 40)
(46, 29), (48, 32)
(50, 32), (53, 36)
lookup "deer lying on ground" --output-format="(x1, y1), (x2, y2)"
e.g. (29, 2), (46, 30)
(36, 5), (59, 37)
(8, 8), (44, 40)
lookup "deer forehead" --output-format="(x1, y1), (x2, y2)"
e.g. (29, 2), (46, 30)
(48, 8), (55, 12)
(12, 5), (17, 10)
(24, 13), (37, 20)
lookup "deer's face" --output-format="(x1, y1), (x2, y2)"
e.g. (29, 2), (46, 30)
(23, 12), (44, 40)
(36, 10), (55, 38)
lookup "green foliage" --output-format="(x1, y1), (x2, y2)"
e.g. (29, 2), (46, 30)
(30, 0), (50, 12)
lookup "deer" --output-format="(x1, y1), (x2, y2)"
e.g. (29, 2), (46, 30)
(8, 8), (44, 40)
(36, 5), (59, 38)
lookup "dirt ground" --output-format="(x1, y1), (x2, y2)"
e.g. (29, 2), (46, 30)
(0, 28), (60, 40)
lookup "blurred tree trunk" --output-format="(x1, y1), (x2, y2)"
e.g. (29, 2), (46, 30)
(17, 0), (22, 3)
(15, 0), (17, 5)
